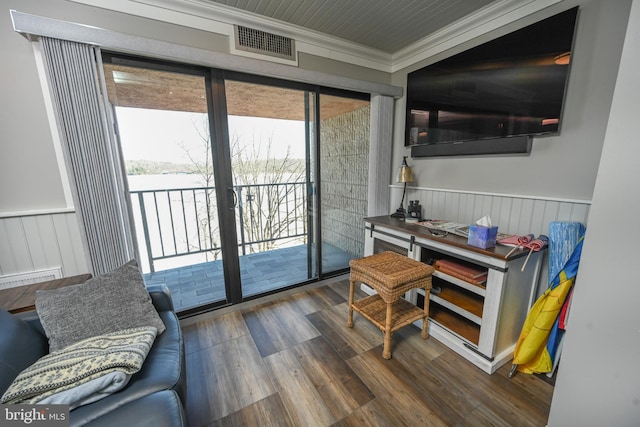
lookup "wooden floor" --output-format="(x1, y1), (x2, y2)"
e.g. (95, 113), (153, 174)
(181, 277), (554, 427)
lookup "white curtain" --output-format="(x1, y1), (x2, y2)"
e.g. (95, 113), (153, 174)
(40, 37), (134, 276)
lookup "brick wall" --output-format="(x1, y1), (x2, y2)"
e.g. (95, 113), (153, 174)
(320, 106), (370, 258)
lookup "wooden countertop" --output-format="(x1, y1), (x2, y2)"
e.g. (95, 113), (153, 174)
(0, 273), (92, 314)
(365, 215), (530, 261)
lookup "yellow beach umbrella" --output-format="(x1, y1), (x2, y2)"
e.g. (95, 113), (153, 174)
(509, 237), (584, 375)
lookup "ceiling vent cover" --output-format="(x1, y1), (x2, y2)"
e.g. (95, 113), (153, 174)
(234, 25), (296, 61)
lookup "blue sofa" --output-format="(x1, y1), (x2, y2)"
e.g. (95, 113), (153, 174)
(0, 284), (186, 426)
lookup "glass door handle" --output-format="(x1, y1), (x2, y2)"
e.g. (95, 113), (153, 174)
(229, 188), (238, 208)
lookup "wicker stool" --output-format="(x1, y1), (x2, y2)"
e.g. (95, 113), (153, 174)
(348, 251), (434, 359)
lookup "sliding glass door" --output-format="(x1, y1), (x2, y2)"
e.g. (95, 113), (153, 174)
(318, 94), (371, 274)
(223, 78), (317, 297)
(102, 54), (369, 313)
(102, 58), (230, 312)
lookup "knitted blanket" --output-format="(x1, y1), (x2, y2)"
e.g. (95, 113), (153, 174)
(1, 326), (157, 408)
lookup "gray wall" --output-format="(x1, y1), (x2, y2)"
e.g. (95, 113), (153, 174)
(4, 0), (627, 210)
(390, 0), (632, 202)
(0, 0), (225, 212)
(2, 0), (640, 423)
(1, 0), (66, 211)
(0, 0), (389, 214)
(548, 0), (640, 424)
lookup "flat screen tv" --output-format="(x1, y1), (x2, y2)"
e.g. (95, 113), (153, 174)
(406, 7), (579, 157)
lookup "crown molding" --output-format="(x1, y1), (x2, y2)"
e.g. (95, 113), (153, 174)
(69, 0), (563, 74)
(181, 0), (392, 65)
(390, 0), (565, 72)
(12, 9), (403, 97)
(69, 0), (394, 72)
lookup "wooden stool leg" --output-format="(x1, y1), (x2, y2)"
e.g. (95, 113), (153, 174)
(382, 302), (393, 359)
(421, 288), (430, 340)
(347, 278), (355, 328)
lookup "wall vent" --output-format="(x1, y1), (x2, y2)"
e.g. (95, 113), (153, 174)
(0, 267), (63, 290)
(234, 25), (296, 61)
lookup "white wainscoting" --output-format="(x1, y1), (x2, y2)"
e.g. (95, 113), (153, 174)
(392, 186), (591, 297)
(0, 210), (89, 279)
(397, 187), (591, 236)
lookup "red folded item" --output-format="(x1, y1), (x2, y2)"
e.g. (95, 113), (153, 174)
(498, 233), (534, 247)
(435, 259), (486, 279)
(436, 265), (488, 285)
(558, 287), (574, 330)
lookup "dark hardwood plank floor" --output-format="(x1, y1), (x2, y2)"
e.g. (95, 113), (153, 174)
(181, 277), (554, 427)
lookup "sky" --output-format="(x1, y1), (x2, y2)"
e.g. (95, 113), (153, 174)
(115, 107), (307, 164)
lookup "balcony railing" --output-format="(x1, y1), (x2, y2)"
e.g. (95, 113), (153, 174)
(130, 181), (309, 273)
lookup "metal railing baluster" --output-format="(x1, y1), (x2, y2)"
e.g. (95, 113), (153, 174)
(193, 189), (202, 251)
(130, 182), (308, 268)
(180, 190), (189, 252)
(167, 190), (178, 256)
(138, 192), (154, 273)
(153, 192), (165, 258)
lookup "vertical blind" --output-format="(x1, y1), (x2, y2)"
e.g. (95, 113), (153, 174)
(368, 94), (393, 216)
(40, 37), (134, 276)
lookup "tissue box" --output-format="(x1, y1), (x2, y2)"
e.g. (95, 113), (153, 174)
(467, 225), (498, 249)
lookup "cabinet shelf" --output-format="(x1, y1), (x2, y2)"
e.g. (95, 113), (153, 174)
(432, 271), (486, 297)
(432, 278), (483, 322)
(430, 294), (481, 325)
(422, 252), (488, 297)
(429, 303), (480, 345)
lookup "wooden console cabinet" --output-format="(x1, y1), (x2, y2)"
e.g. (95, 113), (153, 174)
(363, 216), (544, 374)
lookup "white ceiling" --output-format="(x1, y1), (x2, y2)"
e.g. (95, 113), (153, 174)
(201, 0), (497, 53)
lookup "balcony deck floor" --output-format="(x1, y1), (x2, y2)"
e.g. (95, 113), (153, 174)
(143, 243), (353, 312)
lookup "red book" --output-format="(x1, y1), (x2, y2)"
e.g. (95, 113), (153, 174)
(436, 265), (488, 285)
(435, 259), (486, 279)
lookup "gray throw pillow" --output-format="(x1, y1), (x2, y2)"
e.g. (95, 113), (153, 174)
(36, 260), (166, 352)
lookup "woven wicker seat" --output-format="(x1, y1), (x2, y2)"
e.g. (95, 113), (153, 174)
(348, 251), (434, 359)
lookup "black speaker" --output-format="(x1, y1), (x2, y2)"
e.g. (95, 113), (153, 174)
(410, 136), (531, 158)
